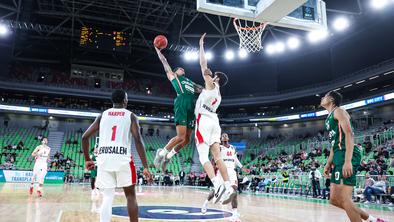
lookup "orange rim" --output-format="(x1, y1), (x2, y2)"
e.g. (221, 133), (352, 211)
(233, 18), (267, 31)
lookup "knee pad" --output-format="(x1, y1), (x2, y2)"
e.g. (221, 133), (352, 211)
(197, 143), (210, 165)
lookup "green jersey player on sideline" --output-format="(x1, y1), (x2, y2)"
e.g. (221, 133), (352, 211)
(154, 47), (201, 172)
(321, 91), (386, 222)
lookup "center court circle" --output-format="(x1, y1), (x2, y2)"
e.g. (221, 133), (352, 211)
(112, 205), (233, 221)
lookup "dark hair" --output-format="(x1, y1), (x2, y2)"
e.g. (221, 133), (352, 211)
(41, 137), (48, 141)
(111, 89), (126, 104)
(173, 67), (184, 73)
(327, 90), (342, 106)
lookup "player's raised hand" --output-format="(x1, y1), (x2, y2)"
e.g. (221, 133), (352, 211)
(143, 168), (153, 184)
(85, 160), (95, 170)
(199, 33), (206, 46)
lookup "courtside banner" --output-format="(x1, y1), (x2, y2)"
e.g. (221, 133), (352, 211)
(0, 170), (5, 182)
(2, 170), (64, 183)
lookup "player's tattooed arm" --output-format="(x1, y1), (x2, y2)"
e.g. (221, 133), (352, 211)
(82, 114), (101, 165)
(155, 47), (175, 81)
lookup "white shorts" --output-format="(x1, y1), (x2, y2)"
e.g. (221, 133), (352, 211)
(195, 113), (221, 146)
(96, 161), (137, 189)
(32, 163), (48, 184)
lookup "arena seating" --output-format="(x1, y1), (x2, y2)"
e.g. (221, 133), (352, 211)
(0, 127), (48, 170)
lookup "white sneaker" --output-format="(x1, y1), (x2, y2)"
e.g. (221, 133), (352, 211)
(230, 213), (241, 222)
(154, 149), (164, 169)
(212, 184), (226, 204)
(221, 187), (236, 205)
(201, 203), (207, 214)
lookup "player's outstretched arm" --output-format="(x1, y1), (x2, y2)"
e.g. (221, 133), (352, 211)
(130, 113), (152, 181)
(82, 114), (101, 169)
(155, 47), (175, 81)
(334, 108), (355, 178)
(199, 33), (214, 90)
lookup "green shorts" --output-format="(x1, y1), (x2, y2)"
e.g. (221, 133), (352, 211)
(331, 148), (361, 186)
(90, 169), (97, 179)
(174, 95), (195, 129)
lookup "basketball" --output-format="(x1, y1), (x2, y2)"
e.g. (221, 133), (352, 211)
(154, 35), (168, 49)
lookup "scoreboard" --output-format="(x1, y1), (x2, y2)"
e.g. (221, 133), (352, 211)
(80, 26), (131, 52)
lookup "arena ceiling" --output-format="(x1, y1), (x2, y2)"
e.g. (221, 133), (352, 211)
(0, 0), (393, 96)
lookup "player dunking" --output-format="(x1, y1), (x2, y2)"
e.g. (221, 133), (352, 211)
(201, 133), (249, 222)
(29, 137), (50, 197)
(321, 91), (386, 222)
(195, 33), (234, 204)
(154, 47), (197, 172)
(82, 90), (151, 222)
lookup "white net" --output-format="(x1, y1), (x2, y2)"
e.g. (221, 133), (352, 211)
(233, 18), (267, 53)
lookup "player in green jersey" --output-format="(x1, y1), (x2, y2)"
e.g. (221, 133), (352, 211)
(154, 47), (201, 172)
(321, 91), (385, 222)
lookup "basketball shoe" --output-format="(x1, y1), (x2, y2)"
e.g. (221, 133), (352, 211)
(212, 184), (226, 204)
(153, 149), (164, 169)
(221, 186), (236, 205)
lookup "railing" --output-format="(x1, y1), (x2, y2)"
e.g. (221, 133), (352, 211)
(244, 128), (394, 159)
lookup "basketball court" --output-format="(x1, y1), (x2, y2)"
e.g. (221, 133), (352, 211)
(0, 183), (393, 222)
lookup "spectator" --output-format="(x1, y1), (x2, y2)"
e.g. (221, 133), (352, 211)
(322, 178), (330, 200)
(179, 170), (185, 185)
(309, 167), (321, 198)
(369, 167), (378, 176)
(3, 117), (9, 128)
(363, 175), (386, 203)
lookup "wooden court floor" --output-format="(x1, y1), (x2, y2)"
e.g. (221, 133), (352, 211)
(0, 183), (393, 222)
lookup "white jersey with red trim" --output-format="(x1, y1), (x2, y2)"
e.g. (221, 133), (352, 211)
(220, 144), (242, 169)
(97, 108), (133, 171)
(34, 145), (51, 165)
(194, 83), (221, 118)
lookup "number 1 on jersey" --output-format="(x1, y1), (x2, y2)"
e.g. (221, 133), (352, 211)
(111, 125), (117, 141)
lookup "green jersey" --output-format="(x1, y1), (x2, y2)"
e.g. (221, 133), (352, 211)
(325, 108), (361, 166)
(171, 75), (195, 97)
(325, 108), (361, 186)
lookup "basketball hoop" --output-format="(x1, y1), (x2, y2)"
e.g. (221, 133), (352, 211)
(233, 18), (267, 53)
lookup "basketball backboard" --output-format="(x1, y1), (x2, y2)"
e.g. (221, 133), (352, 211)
(197, 0), (327, 31)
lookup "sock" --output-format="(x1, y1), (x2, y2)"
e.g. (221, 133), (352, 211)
(100, 188), (115, 222)
(232, 208), (238, 215)
(166, 149), (177, 159)
(203, 199), (209, 207)
(211, 177), (221, 190)
(367, 215), (377, 222)
(159, 149), (169, 157)
(224, 181), (232, 191)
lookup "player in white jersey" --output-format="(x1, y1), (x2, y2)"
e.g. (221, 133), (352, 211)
(30, 137), (51, 197)
(82, 90), (151, 222)
(201, 133), (249, 222)
(195, 33), (234, 205)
